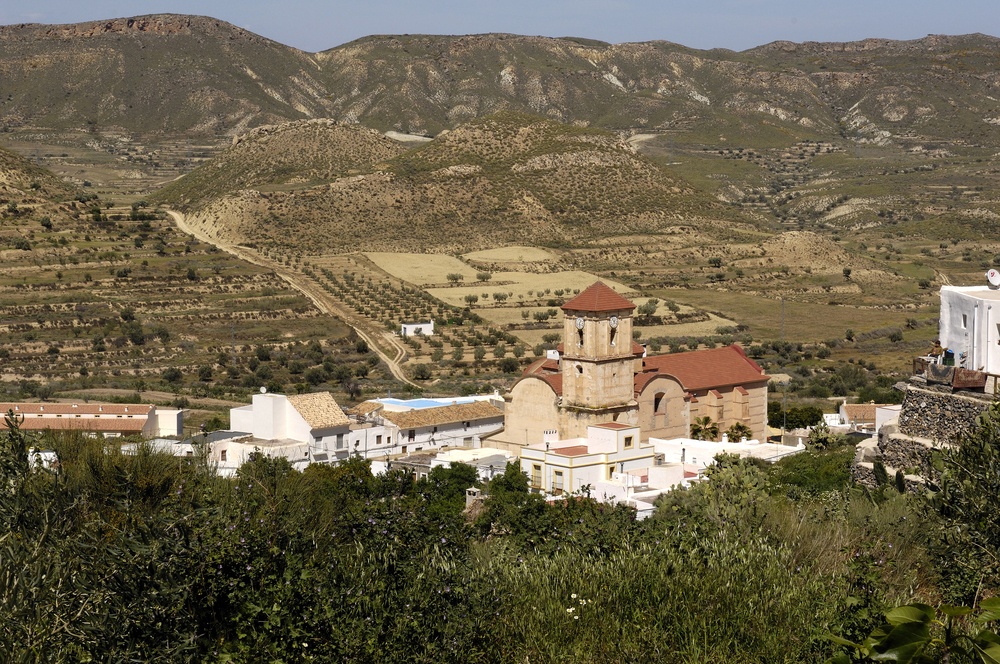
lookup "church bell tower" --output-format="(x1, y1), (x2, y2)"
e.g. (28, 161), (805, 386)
(560, 282), (637, 411)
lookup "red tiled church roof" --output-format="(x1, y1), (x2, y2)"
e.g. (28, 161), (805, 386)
(561, 282), (636, 313)
(640, 344), (768, 391)
(522, 344), (766, 397)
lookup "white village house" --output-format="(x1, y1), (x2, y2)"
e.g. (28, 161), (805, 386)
(939, 275), (1000, 377)
(349, 395), (505, 459)
(519, 421), (804, 518)
(218, 391), (352, 474)
(400, 321), (434, 337)
(0, 402), (182, 438)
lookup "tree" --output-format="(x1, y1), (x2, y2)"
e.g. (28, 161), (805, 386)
(931, 402), (1000, 602)
(726, 421), (753, 442)
(690, 416), (719, 441)
(304, 367), (328, 385)
(464, 294), (479, 306)
(637, 299), (660, 319)
(843, 267), (852, 280)
(413, 364), (432, 380)
(499, 357), (519, 373)
(162, 367), (182, 383)
(476, 271), (492, 282)
(446, 273), (464, 284)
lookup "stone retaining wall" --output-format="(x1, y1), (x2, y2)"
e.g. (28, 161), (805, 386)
(879, 432), (935, 478)
(896, 386), (993, 444)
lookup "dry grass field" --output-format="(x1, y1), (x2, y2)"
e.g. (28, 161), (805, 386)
(656, 288), (933, 342)
(425, 271), (634, 306)
(463, 246), (559, 263)
(363, 252), (478, 285)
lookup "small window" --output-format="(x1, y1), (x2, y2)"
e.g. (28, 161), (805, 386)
(552, 470), (564, 495)
(624, 435), (633, 449)
(376, 435), (382, 445)
(576, 365), (583, 375)
(531, 464), (542, 488)
(220, 450), (227, 462)
(963, 314), (968, 329)
(408, 429), (415, 442)
(336, 434), (345, 450)
(608, 464), (616, 480)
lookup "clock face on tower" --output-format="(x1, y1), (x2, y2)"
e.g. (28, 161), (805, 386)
(576, 316), (585, 330)
(609, 316), (619, 329)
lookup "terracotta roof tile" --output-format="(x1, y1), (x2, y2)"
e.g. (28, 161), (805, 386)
(541, 374), (563, 396)
(640, 344), (769, 391)
(0, 403), (153, 416)
(552, 445), (590, 457)
(348, 401), (384, 417)
(0, 416), (148, 432)
(287, 392), (349, 429)
(382, 401), (504, 430)
(561, 282), (636, 313)
(843, 403), (882, 423)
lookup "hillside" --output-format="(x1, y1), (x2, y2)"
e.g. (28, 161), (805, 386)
(0, 142), (382, 406)
(153, 119), (409, 207)
(0, 14), (333, 136)
(0, 145), (78, 199)
(171, 112), (745, 254)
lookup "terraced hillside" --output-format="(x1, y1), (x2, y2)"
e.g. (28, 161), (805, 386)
(0, 149), (402, 408)
(159, 112), (746, 254)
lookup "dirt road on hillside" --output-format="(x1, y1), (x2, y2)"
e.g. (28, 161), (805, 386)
(166, 211), (419, 389)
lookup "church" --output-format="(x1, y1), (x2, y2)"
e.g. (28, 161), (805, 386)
(498, 282), (770, 448)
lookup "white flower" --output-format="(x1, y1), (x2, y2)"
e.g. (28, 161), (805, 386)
(574, 615), (579, 620)
(571, 593), (578, 599)
(567, 607), (575, 613)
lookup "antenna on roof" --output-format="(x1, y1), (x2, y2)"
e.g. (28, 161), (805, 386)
(987, 269), (1000, 289)
(260, 386), (267, 394)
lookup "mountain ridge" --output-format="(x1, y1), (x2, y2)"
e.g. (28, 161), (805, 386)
(1, 14), (998, 141)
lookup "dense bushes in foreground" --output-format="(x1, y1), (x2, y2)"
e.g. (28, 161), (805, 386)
(3, 407), (1000, 662)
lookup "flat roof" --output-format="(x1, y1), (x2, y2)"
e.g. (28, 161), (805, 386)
(553, 445), (590, 457)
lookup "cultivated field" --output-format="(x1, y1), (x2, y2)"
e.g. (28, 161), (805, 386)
(463, 246), (559, 263)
